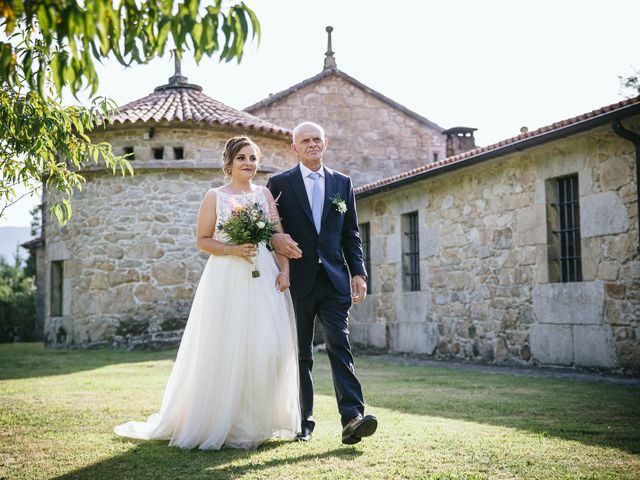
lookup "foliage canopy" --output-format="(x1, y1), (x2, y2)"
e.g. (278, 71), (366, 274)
(1, 0), (260, 224)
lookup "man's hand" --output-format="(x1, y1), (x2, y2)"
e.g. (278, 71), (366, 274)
(351, 275), (367, 305)
(271, 233), (302, 259)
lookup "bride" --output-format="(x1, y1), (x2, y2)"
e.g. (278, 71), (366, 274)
(114, 136), (300, 450)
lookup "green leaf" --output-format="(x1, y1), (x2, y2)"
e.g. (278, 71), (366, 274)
(191, 22), (203, 54)
(156, 18), (171, 55)
(243, 2), (261, 42)
(50, 53), (62, 94)
(35, 5), (50, 34)
(237, 6), (249, 41)
(187, 0), (199, 18)
(233, 11), (246, 61)
(36, 64), (44, 98)
(50, 204), (63, 224)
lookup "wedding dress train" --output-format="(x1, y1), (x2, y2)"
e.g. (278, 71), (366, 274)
(114, 189), (300, 449)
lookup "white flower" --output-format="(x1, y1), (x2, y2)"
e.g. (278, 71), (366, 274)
(331, 193), (348, 214)
(256, 221), (266, 229)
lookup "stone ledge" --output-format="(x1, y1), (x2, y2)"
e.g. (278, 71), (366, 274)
(532, 281), (605, 324)
(529, 324), (573, 365)
(573, 324), (617, 368)
(78, 162), (281, 174)
(388, 321), (438, 355)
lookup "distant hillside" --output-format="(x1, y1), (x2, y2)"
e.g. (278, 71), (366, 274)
(0, 227), (33, 263)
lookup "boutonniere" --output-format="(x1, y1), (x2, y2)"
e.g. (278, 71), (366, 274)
(331, 193), (347, 214)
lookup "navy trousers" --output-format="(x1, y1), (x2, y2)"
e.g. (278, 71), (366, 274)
(292, 265), (365, 429)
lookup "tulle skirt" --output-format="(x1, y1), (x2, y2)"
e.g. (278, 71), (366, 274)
(114, 246), (301, 450)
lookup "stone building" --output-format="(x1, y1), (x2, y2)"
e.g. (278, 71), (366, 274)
(245, 27), (475, 186)
(28, 31), (475, 350)
(24, 29), (639, 373)
(350, 97), (640, 372)
(34, 64), (295, 349)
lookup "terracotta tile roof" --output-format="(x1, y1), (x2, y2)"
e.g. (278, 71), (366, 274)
(244, 67), (445, 132)
(356, 95), (640, 197)
(107, 82), (291, 137)
(21, 236), (44, 250)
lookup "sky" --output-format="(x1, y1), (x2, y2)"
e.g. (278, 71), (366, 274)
(2, 0), (639, 228)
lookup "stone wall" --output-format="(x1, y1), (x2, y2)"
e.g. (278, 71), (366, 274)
(91, 123), (296, 171)
(351, 120), (640, 372)
(43, 126), (292, 348)
(249, 73), (446, 187)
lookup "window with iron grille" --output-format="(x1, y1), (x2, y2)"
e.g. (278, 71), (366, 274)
(359, 222), (371, 293)
(547, 174), (582, 282)
(402, 211), (420, 291)
(51, 261), (64, 316)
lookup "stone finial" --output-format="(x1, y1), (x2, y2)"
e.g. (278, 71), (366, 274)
(323, 26), (337, 70)
(174, 52), (182, 76)
(154, 51), (202, 92)
(169, 49), (188, 85)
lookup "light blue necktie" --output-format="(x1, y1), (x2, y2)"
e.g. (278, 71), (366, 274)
(309, 172), (322, 233)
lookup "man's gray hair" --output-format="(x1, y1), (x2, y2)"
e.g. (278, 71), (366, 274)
(292, 122), (325, 143)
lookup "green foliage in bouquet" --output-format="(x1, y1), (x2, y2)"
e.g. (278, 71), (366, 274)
(217, 200), (276, 278)
(217, 201), (275, 246)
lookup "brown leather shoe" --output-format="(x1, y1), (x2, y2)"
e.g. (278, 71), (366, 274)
(341, 414), (378, 444)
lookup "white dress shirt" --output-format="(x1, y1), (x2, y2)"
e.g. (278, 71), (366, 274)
(299, 162), (325, 214)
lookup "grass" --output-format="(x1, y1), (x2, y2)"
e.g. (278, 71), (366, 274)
(0, 343), (638, 480)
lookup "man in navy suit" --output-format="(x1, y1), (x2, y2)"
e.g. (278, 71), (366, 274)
(267, 122), (377, 445)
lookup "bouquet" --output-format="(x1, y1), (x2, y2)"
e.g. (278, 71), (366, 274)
(217, 198), (276, 278)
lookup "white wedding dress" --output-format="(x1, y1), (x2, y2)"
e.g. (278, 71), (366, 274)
(114, 188), (300, 450)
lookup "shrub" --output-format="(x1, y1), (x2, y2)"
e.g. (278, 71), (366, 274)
(0, 256), (36, 342)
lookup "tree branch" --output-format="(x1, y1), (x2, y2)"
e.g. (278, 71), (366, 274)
(0, 187), (39, 219)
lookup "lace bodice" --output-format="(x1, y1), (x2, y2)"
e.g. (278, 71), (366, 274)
(214, 188), (271, 242)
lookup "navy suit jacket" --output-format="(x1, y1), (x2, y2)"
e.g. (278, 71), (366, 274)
(267, 164), (367, 299)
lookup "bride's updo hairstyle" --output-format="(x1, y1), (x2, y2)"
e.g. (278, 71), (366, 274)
(222, 136), (261, 176)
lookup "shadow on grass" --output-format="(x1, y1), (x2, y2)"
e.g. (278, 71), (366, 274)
(0, 343), (176, 380)
(5, 344), (639, 457)
(330, 357), (640, 455)
(52, 441), (361, 480)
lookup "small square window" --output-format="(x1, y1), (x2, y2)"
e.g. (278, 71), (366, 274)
(123, 146), (135, 160)
(433, 152), (439, 162)
(173, 147), (184, 160)
(153, 147), (164, 160)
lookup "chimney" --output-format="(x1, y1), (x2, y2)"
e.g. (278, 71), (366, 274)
(443, 127), (477, 157)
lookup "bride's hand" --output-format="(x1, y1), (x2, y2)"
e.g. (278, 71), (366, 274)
(276, 272), (290, 292)
(229, 243), (257, 262)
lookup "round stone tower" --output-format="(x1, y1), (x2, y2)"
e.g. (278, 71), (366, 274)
(43, 64), (293, 349)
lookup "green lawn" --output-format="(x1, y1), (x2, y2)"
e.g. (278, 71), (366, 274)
(0, 343), (638, 480)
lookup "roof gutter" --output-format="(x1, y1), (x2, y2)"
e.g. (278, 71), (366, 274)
(612, 119), (640, 252)
(357, 102), (640, 199)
